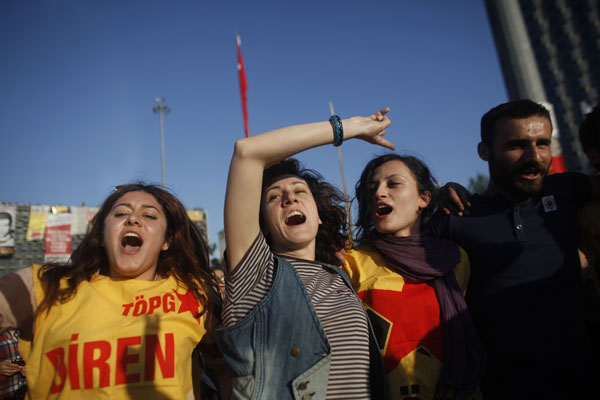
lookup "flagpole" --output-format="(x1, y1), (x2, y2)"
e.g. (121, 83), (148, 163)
(329, 101), (353, 244)
(236, 33), (249, 137)
(152, 97), (171, 188)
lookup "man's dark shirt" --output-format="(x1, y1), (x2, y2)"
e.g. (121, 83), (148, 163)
(430, 173), (596, 398)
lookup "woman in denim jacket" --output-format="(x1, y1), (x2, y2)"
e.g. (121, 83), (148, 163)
(218, 108), (394, 399)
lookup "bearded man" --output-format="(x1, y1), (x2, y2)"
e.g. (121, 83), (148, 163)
(432, 100), (600, 399)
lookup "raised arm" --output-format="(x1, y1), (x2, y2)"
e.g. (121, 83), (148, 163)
(224, 108), (393, 270)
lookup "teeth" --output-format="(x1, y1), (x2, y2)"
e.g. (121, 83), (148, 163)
(286, 211), (303, 222)
(121, 232), (143, 247)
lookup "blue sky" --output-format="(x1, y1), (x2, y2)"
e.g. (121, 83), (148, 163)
(0, 0), (507, 253)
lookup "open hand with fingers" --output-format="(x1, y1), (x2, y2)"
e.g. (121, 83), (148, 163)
(439, 182), (472, 216)
(344, 107), (394, 150)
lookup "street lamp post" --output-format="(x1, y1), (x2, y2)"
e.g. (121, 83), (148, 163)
(152, 97), (171, 188)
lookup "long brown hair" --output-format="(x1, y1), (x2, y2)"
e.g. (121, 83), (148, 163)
(37, 183), (213, 316)
(355, 154), (438, 241)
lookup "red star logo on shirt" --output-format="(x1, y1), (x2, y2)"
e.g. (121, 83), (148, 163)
(358, 280), (443, 374)
(173, 289), (202, 324)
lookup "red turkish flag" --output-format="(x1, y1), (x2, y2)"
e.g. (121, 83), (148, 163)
(236, 33), (249, 137)
(549, 155), (567, 174)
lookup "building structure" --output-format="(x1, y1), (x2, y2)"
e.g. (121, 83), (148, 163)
(0, 202), (207, 277)
(217, 230), (225, 263)
(485, 0), (600, 171)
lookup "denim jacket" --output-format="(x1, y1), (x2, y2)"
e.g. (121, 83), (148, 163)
(217, 256), (386, 400)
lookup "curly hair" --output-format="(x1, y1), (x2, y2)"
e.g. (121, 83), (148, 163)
(37, 183), (214, 317)
(261, 158), (347, 266)
(355, 154), (438, 241)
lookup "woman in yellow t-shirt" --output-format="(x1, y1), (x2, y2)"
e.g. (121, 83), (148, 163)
(343, 154), (485, 400)
(0, 184), (221, 399)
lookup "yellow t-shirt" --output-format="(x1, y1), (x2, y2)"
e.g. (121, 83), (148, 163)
(343, 245), (471, 400)
(28, 265), (207, 399)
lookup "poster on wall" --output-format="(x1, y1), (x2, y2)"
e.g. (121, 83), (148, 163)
(44, 213), (72, 263)
(0, 205), (16, 256)
(51, 205), (69, 215)
(70, 206), (99, 235)
(26, 205), (50, 241)
(187, 209), (206, 223)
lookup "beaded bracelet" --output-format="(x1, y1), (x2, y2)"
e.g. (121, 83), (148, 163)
(329, 115), (344, 146)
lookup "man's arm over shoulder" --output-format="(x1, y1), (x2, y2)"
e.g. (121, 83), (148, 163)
(548, 172), (595, 203)
(438, 182), (472, 216)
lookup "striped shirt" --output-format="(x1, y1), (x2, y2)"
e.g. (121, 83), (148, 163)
(223, 233), (371, 399)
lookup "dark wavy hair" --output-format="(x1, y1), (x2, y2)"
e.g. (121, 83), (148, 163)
(0, 212), (12, 224)
(355, 154), (438, 241)
(481, 99), (551, 147)
(37, 183), (214, 317)
(260, 158), (347, 266)
(0, 212), (13, 233)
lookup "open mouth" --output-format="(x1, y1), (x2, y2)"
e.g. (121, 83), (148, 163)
(375, 204), (393, 217)
(121, 232), (143, 249)
(516, 162), (546, 179)
(285, 211), (306, 226)
(518, 165), (543, 180)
